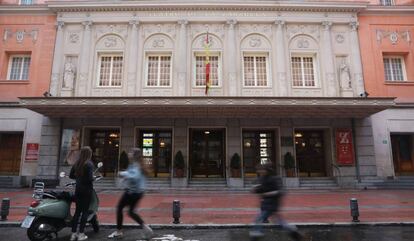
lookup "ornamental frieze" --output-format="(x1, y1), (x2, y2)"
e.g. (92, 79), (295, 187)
(142, 24), (176, 39)
(190, 24), (225, 39)
(238, 24), (272, 39)
(3, 28), (39, 43)
(376, 29), (411, 45)
(94, 24), (128, 40)
(286, 24), (320, 40)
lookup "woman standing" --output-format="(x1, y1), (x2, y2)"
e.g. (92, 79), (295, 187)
(108, 147), (154, 239)
(69, 146), (95, 241)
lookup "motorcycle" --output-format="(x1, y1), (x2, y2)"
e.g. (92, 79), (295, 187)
(21, 162), (103, 241)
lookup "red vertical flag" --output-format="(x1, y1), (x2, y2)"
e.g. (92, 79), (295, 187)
(204, 32), (211, 95)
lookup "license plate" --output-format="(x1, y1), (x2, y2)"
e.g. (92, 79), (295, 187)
(21, 216), (35, 228)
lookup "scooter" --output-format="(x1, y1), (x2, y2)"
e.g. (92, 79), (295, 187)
(21, 162), (103, 241)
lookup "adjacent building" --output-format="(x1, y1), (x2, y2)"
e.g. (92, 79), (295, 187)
(359, 0), (414, 180)
(0, 0), (56, 187)
(18, 0), (394, 188)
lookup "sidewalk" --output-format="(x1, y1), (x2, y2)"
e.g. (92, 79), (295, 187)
(1, 189), (414, 225)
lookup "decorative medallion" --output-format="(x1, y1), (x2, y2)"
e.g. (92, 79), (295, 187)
(69, 32), (79, 43)
(376, 29), (411, 45)
(16, 31), (25, 43)
(104, 36), (117, 47)
(152, 38), (165, 48)
(335, 34), (345, 44)
(297, 38), (310, 48)
(249, 37), (262, 47)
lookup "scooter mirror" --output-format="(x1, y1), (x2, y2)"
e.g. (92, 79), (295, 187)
(97, 162), (103, 168)
(59, 172), (66, 178)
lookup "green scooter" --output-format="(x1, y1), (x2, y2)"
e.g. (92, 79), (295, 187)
(21, 162), (103, 241)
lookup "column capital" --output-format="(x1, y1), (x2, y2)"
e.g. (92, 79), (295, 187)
(275, 20), (285, 26)
(321, 21), (332, 30)
(349, 21), (359, 31)
(226, 19), (237, 26)
(129, 20), (140, 27)
(82, 20), (93, 30)
(56, 21), (65, 30)
(177, 19), (189, 26)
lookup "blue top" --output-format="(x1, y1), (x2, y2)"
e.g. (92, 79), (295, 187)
(119, 162), (146, 194)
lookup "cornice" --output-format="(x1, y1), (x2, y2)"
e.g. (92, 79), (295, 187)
(0, 4), (52, 14)
(361, 5), (414, 15)
(46, 1), (368, 13)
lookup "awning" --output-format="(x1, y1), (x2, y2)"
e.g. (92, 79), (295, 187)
(19, 97), (395, 118)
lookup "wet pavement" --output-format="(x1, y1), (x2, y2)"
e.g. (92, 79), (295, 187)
(2, 226), (414, 241)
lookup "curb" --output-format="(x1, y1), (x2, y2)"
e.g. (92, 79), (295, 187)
(2, 221), (414, 229)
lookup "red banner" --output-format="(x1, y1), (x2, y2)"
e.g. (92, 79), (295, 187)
(25, 143), (39, 161)
(335, 129), (355, 165)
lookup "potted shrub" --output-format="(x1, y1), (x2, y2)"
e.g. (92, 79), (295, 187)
(174, 150), (185, 178)
(284, 152), (296, 177)
(230, 153), (242, 178)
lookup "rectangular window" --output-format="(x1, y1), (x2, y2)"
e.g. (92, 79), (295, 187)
(291, 55), (316, 87)
(7, 55), (31, 80)
(195, 54), (219, 87)
(98, 54), (123, 87)
(20, 0), (33, 5)
(383, 56), (406, 81)
(380, 0), (394, 6)
(243, 55), (268, 87)
(146, 55), (172, 87)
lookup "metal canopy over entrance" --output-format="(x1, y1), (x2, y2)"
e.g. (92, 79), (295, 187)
(19, 97), (395, 118)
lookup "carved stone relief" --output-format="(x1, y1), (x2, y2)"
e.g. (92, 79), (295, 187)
(62, 56), (78, 90)
(190, 24), (225, 39)
(68, 32), (80, 44)
(144, 34), (174, 50)
(241, 34), (271, 50)
(376, 30), (411, 45)
(289, 35), (318, 50)
(336, 56), (351, 90)
(192, 33), (222, 50)
(335, 33), (345, 44)
(286, 24), (320, 41)
(238, 24), (272, 39)
(142, 24), (176, 39)
(104, 36), (118, 47)
(96, 35), (125, 49)
(3, 29), (39, 43)
(95, 24), (128, 40)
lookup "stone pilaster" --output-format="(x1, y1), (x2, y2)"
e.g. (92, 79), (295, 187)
(321, 21), (337, 97)
(127, 20), (139, 96)
(349, 22), (365, 96)
(77, 21), (92, 96)
(226, 19), (237, 96)
(176, 20), (188, 96)
(49, 21), (65, 96)
(274, 20), (288, 96)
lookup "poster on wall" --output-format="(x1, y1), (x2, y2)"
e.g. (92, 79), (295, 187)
(25, 143), (39, 161)
(60, 129), (81, 165)
(335, 128), (355, 165)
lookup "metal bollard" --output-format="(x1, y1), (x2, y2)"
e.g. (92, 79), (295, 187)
(350, 198), (359, 222)
(172, 200), (180, 224)
(1, 198), (10, 221)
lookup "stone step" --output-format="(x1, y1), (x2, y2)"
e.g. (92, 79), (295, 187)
(0, 177), (14, 188)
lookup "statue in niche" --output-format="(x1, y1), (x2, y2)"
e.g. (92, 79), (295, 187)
(339, 59), (351, 89)
(63, 60), (76, 89)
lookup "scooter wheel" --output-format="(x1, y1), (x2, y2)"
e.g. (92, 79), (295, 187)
(27, 218), (54, 241)
(91, 215), (99, 233)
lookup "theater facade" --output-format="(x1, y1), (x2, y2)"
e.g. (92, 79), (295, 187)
(20, 0), (394, 188)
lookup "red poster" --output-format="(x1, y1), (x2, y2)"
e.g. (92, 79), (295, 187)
(25, 143), (39, 161)
(335, 129), (355, 165)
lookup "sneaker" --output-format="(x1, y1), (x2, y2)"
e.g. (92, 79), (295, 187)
(142, 224), (154, 239)
(77, 233), (88, 241)
(70, 233), (78, 241)
(108, 230), (123, 239)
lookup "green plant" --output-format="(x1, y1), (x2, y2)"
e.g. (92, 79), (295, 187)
(119, 151), (129, 170)
(174, 150), (185, 169)
(230, 153), (241, 170)
(284, 152), (295, 170)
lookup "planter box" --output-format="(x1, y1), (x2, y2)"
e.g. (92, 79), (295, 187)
(283, 177), (300, 188)
(228, 177), (243, 188)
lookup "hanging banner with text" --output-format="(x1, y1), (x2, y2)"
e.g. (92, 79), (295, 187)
(25, 143), (39, 161)
(335, 128), (355, 165)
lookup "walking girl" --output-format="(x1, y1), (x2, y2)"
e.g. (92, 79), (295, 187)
(69, 146), (95, 241)
(108, 147), (154, 239)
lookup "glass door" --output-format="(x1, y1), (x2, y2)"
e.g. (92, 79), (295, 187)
(190, 129), (225, 178)
(295, 130), (326, 177)
(139, 130), (172, 177)
(243, 131), (275, 175)
(89, 129), (120, 177)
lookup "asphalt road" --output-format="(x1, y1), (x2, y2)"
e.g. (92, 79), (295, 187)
(2, 226), (414, 241)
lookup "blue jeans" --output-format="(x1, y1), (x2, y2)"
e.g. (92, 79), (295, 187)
(253, 209), (297, 234)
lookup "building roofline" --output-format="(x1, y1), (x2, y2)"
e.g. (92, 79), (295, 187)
(0, 4), (52, 14)
(360, 5), (414, 15)
(46, 0), (368, 13)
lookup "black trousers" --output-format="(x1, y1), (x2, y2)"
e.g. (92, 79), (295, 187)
(72, 189), (92, 233)
(117, 191), (144, 230)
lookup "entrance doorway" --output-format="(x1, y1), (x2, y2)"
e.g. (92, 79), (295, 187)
(243, 130), (275, 176)
(138, 130), (172, 178)
(190, 129), (225, 178)
(89, 129), (120, 177)
(295, 129), (327, 177)
(391, 134), (414, 176)
(0, 132), (23, 175)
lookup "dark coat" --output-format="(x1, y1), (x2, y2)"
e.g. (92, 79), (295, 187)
(253, 175), (284, 211)
(69, 160), (94, 193)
